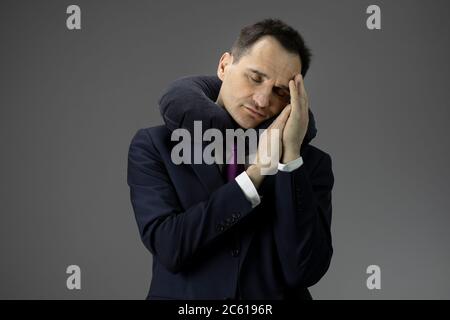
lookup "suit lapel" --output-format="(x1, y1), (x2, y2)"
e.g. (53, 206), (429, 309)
(189, 140), (271, 268)
(189, 139), (226, 195)
(190, 162), (224, 195)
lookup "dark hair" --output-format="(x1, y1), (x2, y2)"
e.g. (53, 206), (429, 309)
(231, 18), (312, 77)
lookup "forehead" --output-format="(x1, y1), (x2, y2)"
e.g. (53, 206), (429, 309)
(237, 36), (301, 81)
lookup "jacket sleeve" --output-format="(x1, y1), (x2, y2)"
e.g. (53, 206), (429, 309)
(158, 75), (235, 134)
(127, 128), (253, 274)
(273, 152), (334, 288)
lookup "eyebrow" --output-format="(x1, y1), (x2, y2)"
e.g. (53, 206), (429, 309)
(247, 68), (290, 92)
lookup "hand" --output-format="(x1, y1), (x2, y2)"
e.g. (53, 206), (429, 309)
(246, 105), (291, 187)
(281, 74), (309, 163)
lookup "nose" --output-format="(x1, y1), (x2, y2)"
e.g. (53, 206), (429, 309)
(253, 85), (271, 109)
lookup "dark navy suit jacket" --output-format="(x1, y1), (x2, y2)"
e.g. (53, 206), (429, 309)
(127, 76), (334, 300)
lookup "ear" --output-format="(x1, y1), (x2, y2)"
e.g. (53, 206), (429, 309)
(217, 52), (233, 81)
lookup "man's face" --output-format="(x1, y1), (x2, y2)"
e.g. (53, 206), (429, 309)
(216, 36), (302, 129)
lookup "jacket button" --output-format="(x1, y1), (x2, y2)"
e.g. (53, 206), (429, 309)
(216, 224), (225, 232)
(231, 249), (240, 257)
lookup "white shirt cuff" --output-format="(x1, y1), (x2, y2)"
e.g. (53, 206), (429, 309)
(235, 171), (261, 208)
(278, 156), (303, 172)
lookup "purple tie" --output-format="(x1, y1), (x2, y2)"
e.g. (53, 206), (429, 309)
(225, 143), (245, 182)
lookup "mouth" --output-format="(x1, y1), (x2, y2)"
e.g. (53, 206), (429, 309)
(244, 106), (266, 119)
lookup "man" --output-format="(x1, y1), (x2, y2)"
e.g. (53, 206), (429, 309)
(127, 19), (334, 300)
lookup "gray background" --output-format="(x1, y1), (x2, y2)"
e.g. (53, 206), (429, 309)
(1, 0), (449, 299)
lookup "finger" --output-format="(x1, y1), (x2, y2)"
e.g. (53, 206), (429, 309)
(267, 105), (290, 130)
(278, 105), (291, 129)
(272, 105), (291, 129)
(289, 79), (299, 112)
(272, 105), (292, 134)
(279, 110), (292, 132)
(298, 75), (309, 110)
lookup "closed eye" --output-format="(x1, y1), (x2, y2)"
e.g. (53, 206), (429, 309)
(247, 70), (290, 99)
(274, 88), (289, 98)
(249, 75), (262, 83)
